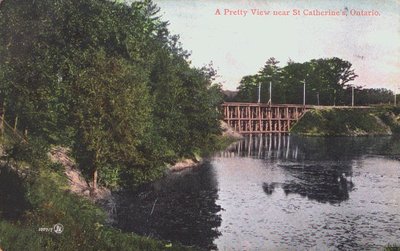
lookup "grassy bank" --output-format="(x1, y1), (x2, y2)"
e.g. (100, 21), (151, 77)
(0, 131), (235, 250)
(385, 244), (400, 251)
(0, 141), (193, 251)
(290, 106), (400, 136)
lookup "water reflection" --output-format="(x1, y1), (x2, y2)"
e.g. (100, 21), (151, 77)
(116, 163), (221, 250)
(213, 135), (400, 250)
(217, 134), (394, 161)
(218, 135), (361, 203)
(116, 135), (400, 250)
(218, 134), (298, 160)
(262, 166), (355, 204)
(218, 135), (400, 204)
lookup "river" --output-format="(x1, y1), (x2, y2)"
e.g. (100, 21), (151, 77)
(116, 135), (400, 250)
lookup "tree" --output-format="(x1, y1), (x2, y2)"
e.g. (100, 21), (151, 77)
(70, 52), (152, 190)
(1, 0), (224, 189)
(234, 57), (358, 105)
(308, 58), (358, 105)
(236, 57), (283, 103)
(281, 61), (310, 104)
(235, 75), (259, 102)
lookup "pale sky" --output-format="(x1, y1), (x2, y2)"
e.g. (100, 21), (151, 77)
(153, 0), (400, 91)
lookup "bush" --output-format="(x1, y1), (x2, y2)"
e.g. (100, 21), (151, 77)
(0, 152), (193, 250)
(291, 108), (392, 136)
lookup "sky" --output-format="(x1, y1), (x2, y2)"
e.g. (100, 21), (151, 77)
(153, 0), (400, 92)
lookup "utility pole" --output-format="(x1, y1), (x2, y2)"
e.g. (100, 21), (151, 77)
(269, 81), (272, 105)
(301, 79), (306, 106)
(258, 82), (261, 103)
(352, 86), (354, 107)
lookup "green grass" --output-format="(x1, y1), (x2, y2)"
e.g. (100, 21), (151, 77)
(0, 142), (194, 251)
(384, 244), (400, 251)
(372, 105), (400, 134)
(0, 125), (233, 250)
(290, 107), (395, 136)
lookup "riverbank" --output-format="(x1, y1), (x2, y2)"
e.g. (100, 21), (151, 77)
(0, 141), (194, 251)
(290, 106), (400, 136)
(0, 120), (240, 250)
(169, 121), (242, 172)
(49, 146), (117, 224)
(385, 244), (400, 251)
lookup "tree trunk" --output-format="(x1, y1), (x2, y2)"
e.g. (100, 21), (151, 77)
(1, 102), (4, 137)
(92, 150), (100, 195)
(14, 116), (18, 131)
(93, 168), (98, 190)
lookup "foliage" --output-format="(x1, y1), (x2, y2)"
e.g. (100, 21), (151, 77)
(0, 165), (31, 221)
(236, 57), (282, 103)
(0, 155), (194, 251)
(385, 244), (400, 251)
(353, 88), (395, 105)
(0, 0), (222, 189)
(233, 57), (395, 106)
(290, 108), (393, 136)
(199, 134), (238, 157)
(373, 106), (400, 134)
(2, 137), (49, 165)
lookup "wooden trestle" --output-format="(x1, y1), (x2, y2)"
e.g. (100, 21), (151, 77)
(222, 102), (312, 134)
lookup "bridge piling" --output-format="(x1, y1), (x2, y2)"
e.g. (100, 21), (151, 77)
(222, 102), (311, 134)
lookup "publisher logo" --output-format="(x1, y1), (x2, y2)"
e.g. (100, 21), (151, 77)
(38, 223), (64, 234)
(53, 223), (64, 234)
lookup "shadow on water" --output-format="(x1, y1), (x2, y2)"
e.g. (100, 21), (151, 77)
(116, 162), (221, 250)
(263, 167), (355, 204)
(217, 135), (396, 204)
(116, 135), (400, 250)
(0, 165), (31, 220)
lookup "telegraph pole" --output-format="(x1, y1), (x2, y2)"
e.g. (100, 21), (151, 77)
(269, 81), (272, 105)
(258, 82), (261, 103)
(352, 86), (354, 107)
(300, 79), (306, 106)
(392, 87), (399, 106)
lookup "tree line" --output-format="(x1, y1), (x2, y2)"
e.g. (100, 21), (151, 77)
(0, 0), (223, 189)
(231, 57), (396, 106)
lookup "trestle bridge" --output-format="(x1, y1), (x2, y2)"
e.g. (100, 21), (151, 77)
(222, 102), (313, 134)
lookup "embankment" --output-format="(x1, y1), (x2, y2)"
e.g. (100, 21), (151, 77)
(290, 106), (400, 136)
(0, 143), (192, 250)
(169, 121), (242, 172)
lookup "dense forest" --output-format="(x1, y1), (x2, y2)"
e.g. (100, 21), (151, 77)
(0, 0), (223, 189)
(231, 57), (396, 106)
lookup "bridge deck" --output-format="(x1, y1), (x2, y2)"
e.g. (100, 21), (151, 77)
(222, 102), (313, 134)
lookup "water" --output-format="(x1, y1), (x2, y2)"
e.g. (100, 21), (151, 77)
(116, 135), (400, 250)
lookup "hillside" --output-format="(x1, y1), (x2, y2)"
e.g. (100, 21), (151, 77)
(290, 106), (400, 136)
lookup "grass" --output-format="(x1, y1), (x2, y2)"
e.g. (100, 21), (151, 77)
(0, 128), (234, 251)
(385, 244), (400, 251)
(0, 141), (194, 251)
(290, 107), (397, 136)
